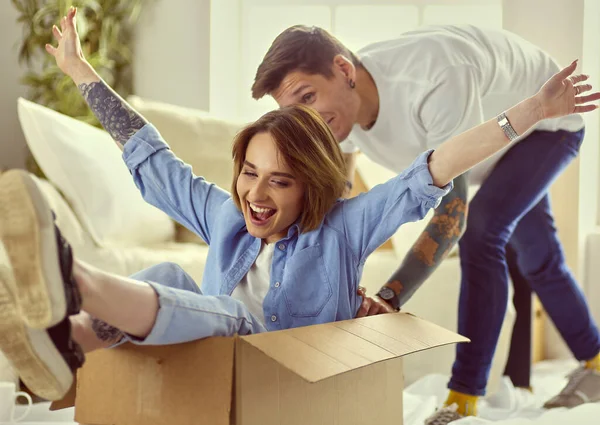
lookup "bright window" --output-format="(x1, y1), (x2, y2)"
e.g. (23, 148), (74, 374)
(240, 5), (332, 121)
(210, 0), (503, 121)
(423, 5), (502, 27)
(334, 6), (419, 52)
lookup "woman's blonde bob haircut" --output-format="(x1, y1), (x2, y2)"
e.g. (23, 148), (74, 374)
(231, 105), (347, 232)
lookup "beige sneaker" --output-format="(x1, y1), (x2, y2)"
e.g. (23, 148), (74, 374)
(544, 366), (600, 409)
(0, 170), (85, 401)
(424, 403), (463, 425)
(0, 241), (74, 400)
(0, 170), (68, 328)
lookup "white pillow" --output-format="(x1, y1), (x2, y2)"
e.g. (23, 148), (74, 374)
(127, 95), (246, 191)
(17, 97), (175, 247)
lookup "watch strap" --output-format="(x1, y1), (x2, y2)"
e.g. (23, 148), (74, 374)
(497, 111), (519, 142)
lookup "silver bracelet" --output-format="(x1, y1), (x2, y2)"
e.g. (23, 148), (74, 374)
(497, 112), (519, 142)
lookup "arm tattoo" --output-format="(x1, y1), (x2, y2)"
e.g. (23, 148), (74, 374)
(78, 81), (147, 146)
(91, 317), (124, 343)
(382, 173), (469, 307)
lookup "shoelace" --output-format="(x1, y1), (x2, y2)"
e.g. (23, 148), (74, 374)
(425, 404), (462, 425)
(559, 366), (592, 397)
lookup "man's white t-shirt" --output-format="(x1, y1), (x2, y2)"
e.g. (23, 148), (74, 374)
(341, 25), (585, 184)
(231, 241), (274, 326)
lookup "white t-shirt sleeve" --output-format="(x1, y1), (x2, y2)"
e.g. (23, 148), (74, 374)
(419, 65), (484, 149)
(339, 138), (359, 154)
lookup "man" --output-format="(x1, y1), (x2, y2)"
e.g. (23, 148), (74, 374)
(252, 24), (600, 423)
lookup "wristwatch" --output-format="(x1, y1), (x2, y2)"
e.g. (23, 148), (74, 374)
(376, 286), (400, 311)
(497, 111), (519, 142)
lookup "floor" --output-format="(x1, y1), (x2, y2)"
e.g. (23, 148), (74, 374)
(11, 359), (600, 424)
(405, 359), (600, 425)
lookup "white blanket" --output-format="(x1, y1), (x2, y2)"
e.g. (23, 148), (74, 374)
(13, 360), (600, 424)
(406, 359), (600, 425)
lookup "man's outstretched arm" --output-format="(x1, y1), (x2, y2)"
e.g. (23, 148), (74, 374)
(376, 173), (468, 309)
(355, 173), (468, 317)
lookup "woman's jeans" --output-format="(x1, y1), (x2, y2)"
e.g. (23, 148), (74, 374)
(119, 262), (267, 346)
(449, 129), (600, 396)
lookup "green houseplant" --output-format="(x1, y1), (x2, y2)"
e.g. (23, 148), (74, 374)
(12, 0), (148, 126)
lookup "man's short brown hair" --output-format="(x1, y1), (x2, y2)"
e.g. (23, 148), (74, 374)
(251, 25), (360, 100)
(231, 105), (346, 232)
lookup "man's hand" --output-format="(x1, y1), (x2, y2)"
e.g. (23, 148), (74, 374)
(355, 286), (397, 317)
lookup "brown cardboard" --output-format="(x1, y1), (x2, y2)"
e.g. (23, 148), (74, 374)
(48, 381), (76, 411)
(58, 313), (468, 425)
(75, 337), (235, 425)
(234, 338), (406, 425)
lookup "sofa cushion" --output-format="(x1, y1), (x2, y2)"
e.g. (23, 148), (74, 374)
(35, 176), (207, 285)
(33, 176), (89, 253)
(17, 98), (175, 247)
(85, 241), (209, 284)
(127, 95), (246, 192)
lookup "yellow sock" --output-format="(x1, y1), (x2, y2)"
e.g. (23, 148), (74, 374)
(585, 352), (600, 371)
(444, 390), (479, 416)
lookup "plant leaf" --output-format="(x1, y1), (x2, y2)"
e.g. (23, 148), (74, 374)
(12, 0), (154, 123)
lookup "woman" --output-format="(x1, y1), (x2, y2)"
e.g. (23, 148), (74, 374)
(0, 7), (597, 402)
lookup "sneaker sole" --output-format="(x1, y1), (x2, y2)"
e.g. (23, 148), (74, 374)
(0, 243), (73, 401)
(0, 170), (66, 328)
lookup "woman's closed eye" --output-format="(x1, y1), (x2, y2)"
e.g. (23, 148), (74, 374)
(272, 179), (290, 188)
(243, 171), (289, 187)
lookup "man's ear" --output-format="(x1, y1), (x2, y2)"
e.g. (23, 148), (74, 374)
(332, 54), (356, 82)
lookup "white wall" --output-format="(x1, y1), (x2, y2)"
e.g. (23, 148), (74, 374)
(579, 0), (600, 255)
(582, 0), (600, 339)
(133, 0), (211, 110)
(209, 0), (242, 119)
(503, 0), (585, 278)
(502, 0), (600, 360)
(585, 234), (600, 326)
(0, 3), (29, 170)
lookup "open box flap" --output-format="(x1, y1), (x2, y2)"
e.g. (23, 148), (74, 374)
(240, 313), (468, 383)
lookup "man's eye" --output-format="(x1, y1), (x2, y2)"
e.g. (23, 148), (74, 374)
(302, 93), (315, 103)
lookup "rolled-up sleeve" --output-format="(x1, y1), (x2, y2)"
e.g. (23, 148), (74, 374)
(122, 124), (231, 245)
(341, 150), (452, 262)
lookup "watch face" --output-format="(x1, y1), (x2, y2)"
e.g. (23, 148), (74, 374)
(378, 286), (396, 301)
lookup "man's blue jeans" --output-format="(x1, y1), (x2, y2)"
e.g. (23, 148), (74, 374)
(449, 129), (600, 396)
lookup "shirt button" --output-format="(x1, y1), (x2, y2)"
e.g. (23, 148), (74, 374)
(271, 315), (277, 322)
(274, 282), (280, 288)
(278, 244), (286, 251)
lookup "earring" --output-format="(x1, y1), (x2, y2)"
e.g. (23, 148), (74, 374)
(348, 79), (356, 89)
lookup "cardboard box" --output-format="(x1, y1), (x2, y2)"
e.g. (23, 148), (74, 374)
(54, 313), (467, 425)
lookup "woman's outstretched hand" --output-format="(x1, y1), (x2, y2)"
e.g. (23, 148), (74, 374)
(45, 6), (85, 77)
(535, 60), (600, 120)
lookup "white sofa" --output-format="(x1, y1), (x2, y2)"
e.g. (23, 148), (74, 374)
(10, 96), (515, 392)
